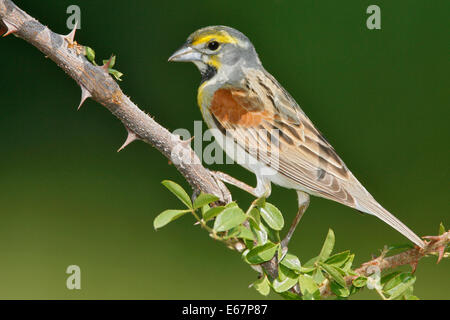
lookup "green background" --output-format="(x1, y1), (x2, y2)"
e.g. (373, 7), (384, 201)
(0, 0), (448, 299)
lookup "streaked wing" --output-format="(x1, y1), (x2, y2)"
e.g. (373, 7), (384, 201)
(209, 67), (357, 208)
(206, 67), (425, 248)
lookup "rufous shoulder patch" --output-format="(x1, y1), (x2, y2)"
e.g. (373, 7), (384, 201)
(210, 89), (268, 127)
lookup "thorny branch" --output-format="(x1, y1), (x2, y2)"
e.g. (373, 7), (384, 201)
(319, 231), (450, 297)
(1, 0), (447, 299)
(0, 0), (231, 204)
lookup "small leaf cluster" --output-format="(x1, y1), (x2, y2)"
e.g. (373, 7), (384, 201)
(154, 180), (439, 300)
(247, 228), (357, 300)
(84, 46), (124, 81)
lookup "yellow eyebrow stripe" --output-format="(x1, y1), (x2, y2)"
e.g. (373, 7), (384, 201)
(192, 32), (237, 46)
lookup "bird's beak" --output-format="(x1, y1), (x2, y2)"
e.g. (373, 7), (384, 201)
(168, 45), (202, 62)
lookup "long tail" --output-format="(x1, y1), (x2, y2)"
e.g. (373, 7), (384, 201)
(356, 196), (425, 248)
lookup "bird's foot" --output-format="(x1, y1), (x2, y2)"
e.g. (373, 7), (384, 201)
(211, 171), (258, 196)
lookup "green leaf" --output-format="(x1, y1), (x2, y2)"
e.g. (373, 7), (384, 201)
(252, 275), (270, 296)
(330, 281), (350, 298)
(225, 225), (255, 241)
(381, 271), (402, 286)
(277, 244), (283, 261)
(153, 209), (190, 230)
(318, 229), (335, 261)
(250, 216), (280, 245)
(201, 204), (210, 215)
(259, 202), (284, 231)
(401, 285), (415, 300)
(213, 206), (246, 232)
(249, 219), (268, 245)
(281, 253), (302, 273)
(312, 268), (326, 284)
(342, 253), (355, 272)
(161, 180), (192, 209)
(84, 46), (96, 64)
(278, 264), (298, 280)
(324, 251), (350, 268)
(193, 193), (219, 209)
(319, 262), (346, 288)
(279, 291), (301, 300)
(439, 222), (446, 235)
(298, 274), (320, 300)
(261, 223), (281, 243)
(238, 227), (255, 241)
(241, 249), (251, 263)
(387, 280), (416, 301)
(110, 55), (116, 68)
(303, 255), (319, 268)
(203, 206), (225, 222)
(273, 275), (298, 293)
(109, 68), (123, 81)
(274, 264), (298, 293)
(406, 295), (419, 300)
(254, 196), (266, 208)
(299, 266), (316, 273)
(248, 208), (261, 227)
(349, 284), (362, 296)
(246, 242), (279, 264)
(260, 219), (280, 243)
(225, 201), (238, 208)
(384, 273), (416, 300)
(244, 239), (254, 250)
(352, 276), (368, 288)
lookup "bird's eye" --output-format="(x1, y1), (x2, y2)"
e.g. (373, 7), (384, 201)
(207, 41), (220, 51)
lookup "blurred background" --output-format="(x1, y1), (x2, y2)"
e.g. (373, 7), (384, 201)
(0, 0), (448, 299)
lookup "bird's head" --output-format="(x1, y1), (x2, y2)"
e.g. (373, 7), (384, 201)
(168, 26), (261, 82)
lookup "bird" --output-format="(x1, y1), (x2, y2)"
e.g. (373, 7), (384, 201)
(168, 25), (425, 249)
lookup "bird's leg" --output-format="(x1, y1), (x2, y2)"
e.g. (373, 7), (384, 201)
(212, 170), (271, 198)
(212, 171), (257, 196)
(281, 191), (310, 252)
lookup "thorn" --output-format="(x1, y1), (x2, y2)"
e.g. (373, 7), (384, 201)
(102, 55), (113, 72)
(64, 22), (83, 55)
(0, 22), (6, 36)
(2, 20), (18, 37)
(436, 246), (445, 264)
(117, 128), (139, 152)
(193, 221), (200, 226)
(78, 86), (91, 110)
(415, 243), (425, 251)
(422, 235), (442, 241)
(379, 246), (389, 259)
(181, 136), (195, 146)
(410, 260), (418, 273)
(64, 21), (78, 44)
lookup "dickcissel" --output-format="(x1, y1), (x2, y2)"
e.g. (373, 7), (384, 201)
(169, 26), (424, 249)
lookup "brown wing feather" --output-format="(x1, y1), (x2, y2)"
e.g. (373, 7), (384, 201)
(209, 68), (356, 208)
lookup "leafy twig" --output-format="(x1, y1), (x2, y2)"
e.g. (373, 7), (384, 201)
(157, 181), (448, 300)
